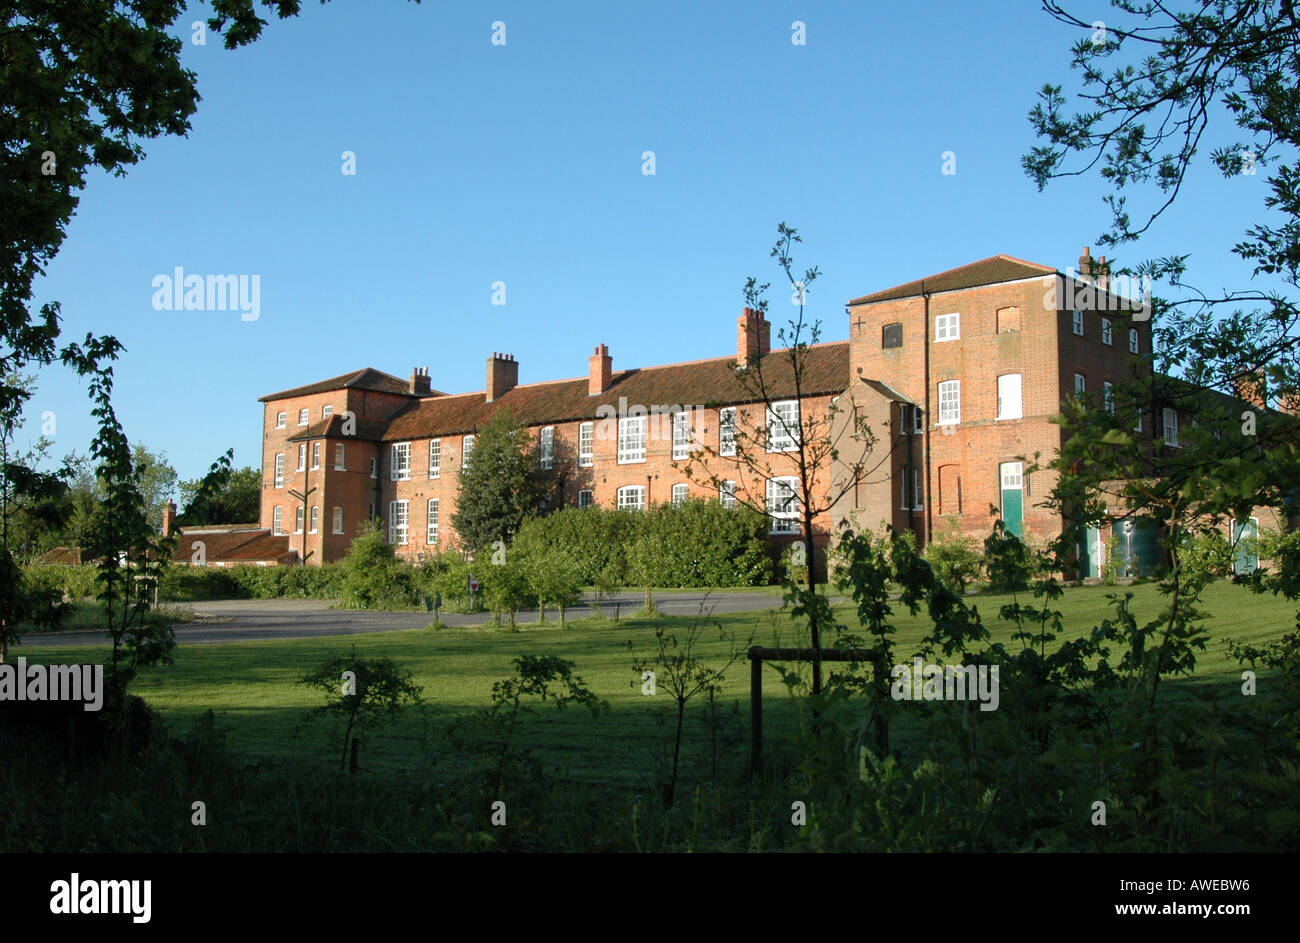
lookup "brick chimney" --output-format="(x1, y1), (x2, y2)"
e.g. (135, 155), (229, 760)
(738, 307), (771, 367)
(409, 366), (431, 395)
(1097, 256), (1110, 292)
(588, 344), (612, 396)
(486, 352), (518, 402)
(1078, 246), (1093, 280)
(1233, 369), (1268, 409)
(161, 500), (177, 537)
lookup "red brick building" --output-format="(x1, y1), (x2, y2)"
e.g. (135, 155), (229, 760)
(250, 248), (1291, 577)
(256, 307), (850, 565)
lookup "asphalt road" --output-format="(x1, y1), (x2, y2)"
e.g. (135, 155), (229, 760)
(20, 591), (799, 647)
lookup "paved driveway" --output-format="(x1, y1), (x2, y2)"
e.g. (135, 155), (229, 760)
(21, 591), (797, 647)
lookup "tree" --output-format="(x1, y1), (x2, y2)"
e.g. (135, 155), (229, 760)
(452, 409), (555, 554)
(299, 647), (424, 774)
(685, 223), (885, 699)
(61, 336), (178, 712)
(0, 373), (70, 660)
(628, 617), (751, 807)
(1023, 0), (1300, 536)
(179, 461), (260, 525)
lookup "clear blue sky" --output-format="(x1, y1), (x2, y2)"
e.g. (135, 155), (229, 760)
(25, 0), (1275, 487)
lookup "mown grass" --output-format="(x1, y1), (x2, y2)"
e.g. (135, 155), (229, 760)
(15, 580), (1297, 785)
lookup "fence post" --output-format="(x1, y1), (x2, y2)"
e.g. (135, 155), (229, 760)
(749, 647), (763, 776)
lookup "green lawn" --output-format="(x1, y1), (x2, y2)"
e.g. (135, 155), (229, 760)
(16, 580), (1296, 784)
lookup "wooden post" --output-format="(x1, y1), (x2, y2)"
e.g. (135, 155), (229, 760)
(749, 647), (763, 776)
(746, 647), (871, 778)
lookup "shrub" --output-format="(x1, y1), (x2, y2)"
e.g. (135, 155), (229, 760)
(21, 564), (99, 600)
(923, 517), (983, 592)
(337, 523), (419, 610)
(1180, 528), (1235, 580)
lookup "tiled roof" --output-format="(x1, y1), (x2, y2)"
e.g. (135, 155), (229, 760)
(259, 368), (435, 402)
(287, 414), (389, 442)
(32, 546), (82, 566)
(384, 342), (850, 440)
(848, 255), (1056, 305)
(172, 527), (296, 564)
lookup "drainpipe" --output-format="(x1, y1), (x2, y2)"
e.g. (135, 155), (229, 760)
(922, 282), (934, 546)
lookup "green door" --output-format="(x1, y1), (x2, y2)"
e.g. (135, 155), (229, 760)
(1078, 525), (1102, 579)
(1233, 518), (1259, 576)
(1000, 462), (1024, 538)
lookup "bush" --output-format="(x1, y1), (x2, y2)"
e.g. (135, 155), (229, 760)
(923, 517), (983, 592)
(21, 564), (99, 600)
(337, 523), (419, 610)
(1180, 528), (1236, 580)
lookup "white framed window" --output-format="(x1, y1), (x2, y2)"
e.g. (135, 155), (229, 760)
(672, 411), (691, 461)
(938, 380), (961, 424)
(332, 506), (343, 534)
(310, 442), (321, 470)
(540, 426), (554, 469)
(368, 501), (375, 520)
(297, 443), (306, 471)
(1103, 381), (1115, 415)
(911, 404), (924, 434)
(323, 405), (333, 419)
(1001, 461), (1023, 490)
(901, 467), (910, 511)
(294, 506), (304, 534)
(766, 400), (800, 452)
(997, 374), (1022, 420)
(671, 483), (689, 506)
(1129, 328), (1139, 354)
(1072, 309), (1084, 336)
(579, 422), (594, 467)
(577, 489), (593, 508)
(766, 476), (799, 534)
(1101, 318), (1113, 345)
(275, 411), (286, 429)
(617, 485), (645, 511)
(426, 498), (439, 544)
(388, 500), (409, 545)
(1163, 407), (1179, 447)
(618, 416), (647, 463)
(1074, 373), (1086, 396)
(462, 435), (475, 468)
(720, 480), (737, 509)
(274, 453), (284, 488)
(1135, 410), (1143, 433)
(309, 505), (318, 534)
(935, 312), (960, 341)
(272, 506), (283, 535)
(912, 468), (924, 510)
(428, 439), (441, 478)
(333, 443), (345, 470)
(369, 456), (377, 478)
(719, 407), (737, 456)
(298, 408), (309, 426)
(391, 442), (411, 481)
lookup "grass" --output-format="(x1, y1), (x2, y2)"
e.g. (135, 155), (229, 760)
(15, 580), (1297, 786)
